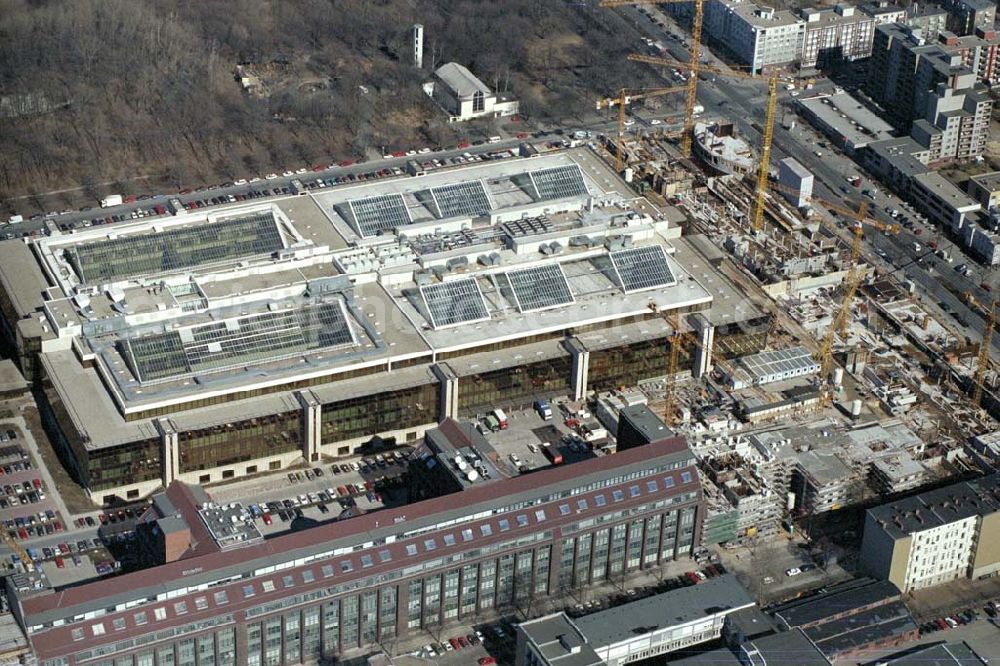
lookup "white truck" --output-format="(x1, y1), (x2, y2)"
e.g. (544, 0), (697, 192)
(692, 104), (705, 115)
(100, 194), (123, 208)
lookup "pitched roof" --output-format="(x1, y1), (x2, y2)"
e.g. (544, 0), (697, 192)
(435, 62), (491, 98)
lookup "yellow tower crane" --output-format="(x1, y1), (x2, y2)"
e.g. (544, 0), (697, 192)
(600, 0), (705, 157)
(628, 54), (789, 233)
(814, 212), (900, 400)
(596, 86), (687, 173)
(972, 299), (997, 408)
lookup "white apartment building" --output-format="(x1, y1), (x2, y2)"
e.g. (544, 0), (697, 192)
(861, 474), (1000, 593)
(702, 0), (882, 71)
(904, 515), (979, 590)
(705, 0), (806, 72)
(800, 4), (876, 68)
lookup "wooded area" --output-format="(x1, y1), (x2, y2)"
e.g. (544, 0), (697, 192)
(0, 0), (656, 207)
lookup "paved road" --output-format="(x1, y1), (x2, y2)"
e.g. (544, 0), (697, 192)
(5, 139), (539, 238)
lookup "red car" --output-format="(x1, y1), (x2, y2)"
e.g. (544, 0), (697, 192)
(99, 514), (109, 525)
(262, 512), (272, 525)
(479, 658), (496, 666)
(448, 638), (462, 650)
(982, 282), (992, 292)
(54, 557), (64, 569)
(338, 160), (355, 167)
(457, 140), (470, 149)
(32, 479), (41, 490)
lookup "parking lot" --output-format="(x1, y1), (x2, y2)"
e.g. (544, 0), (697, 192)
(208, 446), (414, 537)
(718, 535), (853, 606)
(468, 400), (614, 476)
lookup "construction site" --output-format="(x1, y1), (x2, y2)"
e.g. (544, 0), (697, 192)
(581, 0), (1000, 549)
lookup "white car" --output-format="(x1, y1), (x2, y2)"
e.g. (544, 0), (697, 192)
(418, 147), (432, 154)
(282, 170), (294, 177)
(623, 119), (636, 127)
(295, 168), (307, 174)
(234, 179), (247, 185)
(265, 173), (278, 180)
(650, 119), (662, 125)
(405, 150), (417, 156)
(785, 567), (801, 577)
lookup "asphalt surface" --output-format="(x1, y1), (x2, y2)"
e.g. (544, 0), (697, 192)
(5, 140), (539, 238)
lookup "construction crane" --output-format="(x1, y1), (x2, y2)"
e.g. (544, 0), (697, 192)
(628, 54), (787, 233)
(596, 86), (687, 172)
(648, 303), (702, 425)
(814, 214), (900, 400)
(972, 299), (997, 408)
(600, 0), (704, 157)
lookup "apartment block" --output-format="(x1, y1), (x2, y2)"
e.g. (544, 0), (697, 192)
(800, 4), (876, 68)
(860, 0), (907, 25)
(860, 474), (1000, 592)
(704, 0), (806, 72)
(935, 0), (996, 36)
(968, 171), (1000, 210)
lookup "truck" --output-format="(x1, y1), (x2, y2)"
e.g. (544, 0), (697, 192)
(100, 194), (123, 208)
(533, 399), (553, 421)
(542, 444), (564, 465)
(493, 409), (508, 430)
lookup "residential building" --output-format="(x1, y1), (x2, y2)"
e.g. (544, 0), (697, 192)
(515, 575), (755, 666)
(935, 0), (996, 37)
(704, 0), (806, 73)
(866, 23), (932, 129)
(907, 5), (950, 39)
(859, 1), (907, 25)
(940, 28), (1000, 85)
(800, 4), (876, 69)
(968, 171), (1000, 210)
(860, 473), (1000, 592)
(12, 435), (707, 665)
(427, 62), (519, 122)
(0, 151), (763, 505)
(911, 55), (993, 163)
(867, 23), (995, 136)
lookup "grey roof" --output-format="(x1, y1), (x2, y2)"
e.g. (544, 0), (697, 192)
(435, 63), (491, 99)
(796, 449), (854, 486)
(875, 641), (985, 665)
(866, 472), (1000, 538)
(744, 629), (830, 666)
(774, 579), (901, 628)
(803, 601), (917, 657)
(575, 574), (755, 648)
(517, 614), (604, 666)
(726, 606), (778, 640)
(619, 404), (675, 444)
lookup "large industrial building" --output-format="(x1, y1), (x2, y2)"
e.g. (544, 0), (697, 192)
(0, 150), (764, 505)
(11, 433), (706, 666)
